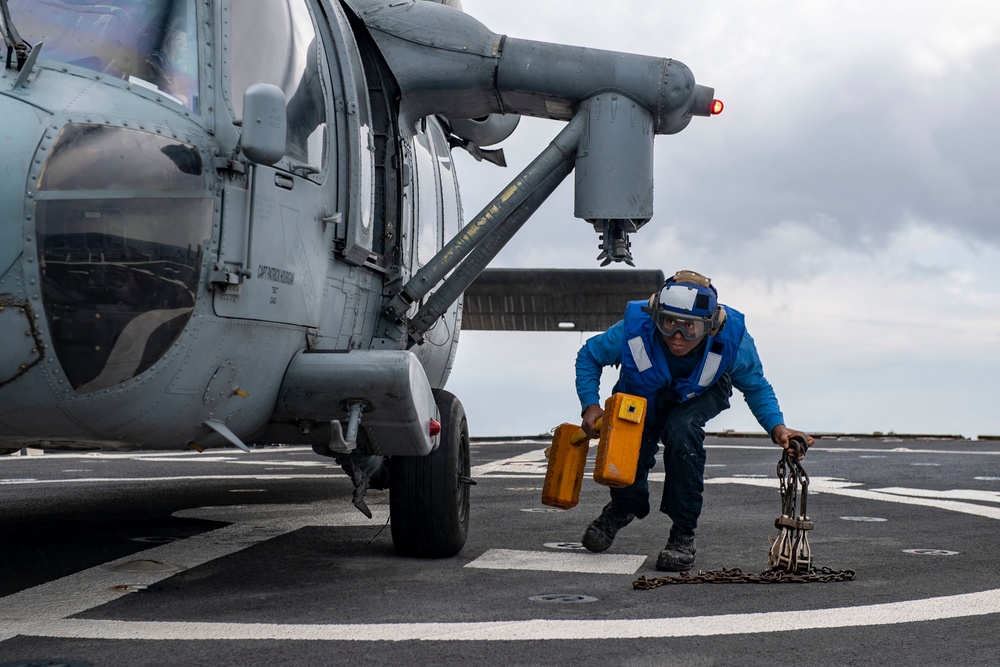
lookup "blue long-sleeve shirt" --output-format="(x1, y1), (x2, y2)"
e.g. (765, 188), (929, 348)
(575, 319), (785, 436)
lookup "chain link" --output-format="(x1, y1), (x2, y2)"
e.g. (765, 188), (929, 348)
(633, 566), (856, 589)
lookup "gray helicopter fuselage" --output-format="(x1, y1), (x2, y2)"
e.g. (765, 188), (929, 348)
(1, 0), (719, 459)
(0, 0), (461, 453)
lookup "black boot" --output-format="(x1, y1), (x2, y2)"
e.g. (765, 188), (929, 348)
(655, 526), (696, 571)
(582, 501), (635, 553)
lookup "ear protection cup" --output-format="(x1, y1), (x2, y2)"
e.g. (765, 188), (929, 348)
(709, 306), (726, 335)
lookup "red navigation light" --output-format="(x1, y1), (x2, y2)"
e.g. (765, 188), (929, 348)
(711, 99), (724, 115)
(429, 420), (442, 437)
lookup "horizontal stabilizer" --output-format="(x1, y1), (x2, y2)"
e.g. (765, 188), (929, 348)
(462, 268), (664, 332)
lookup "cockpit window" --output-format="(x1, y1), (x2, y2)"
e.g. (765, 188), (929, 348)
(230, 0), (327, 167)
(6, 0), (200, 112)
(35, 124), (212, 393)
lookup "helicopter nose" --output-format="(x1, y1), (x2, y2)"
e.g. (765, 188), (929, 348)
(0, 93), (47, 280)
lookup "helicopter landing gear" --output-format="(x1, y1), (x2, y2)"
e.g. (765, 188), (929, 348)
(335, 453), (389, 519)
(389, 389), (472, 558)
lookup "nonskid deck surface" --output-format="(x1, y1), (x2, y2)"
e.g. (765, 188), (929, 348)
(1, 436), (997, 665)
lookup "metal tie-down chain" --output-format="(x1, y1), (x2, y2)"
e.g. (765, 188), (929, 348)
(769, 436), (814, 573)
(633, 437), (856, 588)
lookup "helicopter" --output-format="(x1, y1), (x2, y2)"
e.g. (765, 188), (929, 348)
(0, 0), (721, 558)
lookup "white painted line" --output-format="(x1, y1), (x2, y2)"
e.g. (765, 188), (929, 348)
(470, 443), (1000, 482)
(466, 549), (646, 574)
(473, 473), (671, 482)
(4, 588), (1000, 641)
(470, 449), (669, 482)
(707, 444), (1000, 456)
(173, 502), (389, 526)
(129, 456), (239, 462)
(0, 447), (316, 462)
(229, 460), (337, 468)
(0, 474), (338, 486)
(126, 457), (335, 468)
(839, 447), (999, 456)
(872, 487), (1000, 503)
(471, 450), (549, 476)
(708, 477), (1000, 521)
(473, 474), (548, 479)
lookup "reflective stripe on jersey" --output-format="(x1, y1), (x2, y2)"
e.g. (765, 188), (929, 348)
(698, 351), (723, 387)
(628, 336), (653, 372)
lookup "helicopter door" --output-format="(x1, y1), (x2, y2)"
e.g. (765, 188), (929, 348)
(213, 0), (333, 327)
(215, 166), (331, 327)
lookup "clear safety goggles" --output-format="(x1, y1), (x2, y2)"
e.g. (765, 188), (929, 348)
(653, 312), (710, 340)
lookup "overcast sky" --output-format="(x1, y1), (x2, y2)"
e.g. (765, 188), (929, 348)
(443, 0), (1000, 439)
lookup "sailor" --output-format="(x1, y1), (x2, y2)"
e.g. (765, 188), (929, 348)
(575, 270), (814, 571)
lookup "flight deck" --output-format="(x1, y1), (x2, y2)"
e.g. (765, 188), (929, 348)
(1, 435), (997, 665)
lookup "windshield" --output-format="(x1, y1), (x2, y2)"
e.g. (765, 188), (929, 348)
(6, 0), (199, 112)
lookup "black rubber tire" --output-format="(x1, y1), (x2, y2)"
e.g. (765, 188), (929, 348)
(389, 389), (471, 558)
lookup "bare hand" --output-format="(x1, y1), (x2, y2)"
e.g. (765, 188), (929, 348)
(581, 404), (604, 440)
(771, 424), (814, 460)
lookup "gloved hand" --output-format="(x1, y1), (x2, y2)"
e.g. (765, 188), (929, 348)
(771, 424), (814, 460)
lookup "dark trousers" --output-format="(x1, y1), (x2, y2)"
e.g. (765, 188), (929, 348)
(609, 374), (733, 531)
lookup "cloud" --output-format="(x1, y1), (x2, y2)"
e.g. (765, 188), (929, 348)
(460, 0), (1000, 251)
(446, 1), (1000, 438)
(449, 219), (1000, 437)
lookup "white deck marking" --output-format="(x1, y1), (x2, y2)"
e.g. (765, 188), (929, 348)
(709, 476), (1000, 521)
(871, 487), (1000, 503)
(470, 444), (997, 481)
(466, 549), (646, 574)
(4, 588), (1000, 641)
(0, 474), (338, 486)
(471, 449), (549, 476)
(0, 447), (316, 462)
(127, 457), (335, 468)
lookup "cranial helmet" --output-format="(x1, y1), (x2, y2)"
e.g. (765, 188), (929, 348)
(642, 270), (726, 340)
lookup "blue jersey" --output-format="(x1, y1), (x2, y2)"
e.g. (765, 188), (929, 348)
(575, 303), (785, 436)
